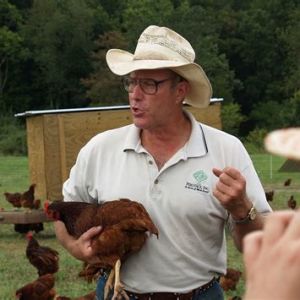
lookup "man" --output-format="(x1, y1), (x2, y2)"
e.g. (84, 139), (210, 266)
(54, 25), (272, 300)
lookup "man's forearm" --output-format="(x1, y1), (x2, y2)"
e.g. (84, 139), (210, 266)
(231, 213), (266, 252)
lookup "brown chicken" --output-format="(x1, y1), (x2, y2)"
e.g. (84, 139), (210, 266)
(44, 198), (159, 300)
(265, 190), (274, 202)
(78, 261), (104, 282)
(15, 273), (56, 300)
(219, 267), (242, 291)
(55, 291), (96, 300)
(26, 232), (59, 276)
(15, 223), (44, 234)
(287, 195), (297, 209)
(284, 178), (292, 186)
(3, 191), (22, 208)
(20, 183), (39, 209)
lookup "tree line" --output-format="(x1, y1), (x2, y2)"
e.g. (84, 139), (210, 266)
(1, 0), (299, 145)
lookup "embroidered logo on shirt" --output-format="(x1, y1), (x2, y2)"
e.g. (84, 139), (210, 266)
(185, 170), (209, 193)
(193, 170), (208, 183)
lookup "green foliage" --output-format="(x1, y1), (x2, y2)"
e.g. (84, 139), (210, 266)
(221, 102), (246, 136)
(81, 31), (129, 105)
(166, 4), (235, 101)
(122, 0), (176, 50)
(0, 0), (299, 137)
(0, 114), (27, 155)
(250, 100), (287, 130)
(21, 0), (112, 108)
(243, 128), (269, 154)
(0, 1), (29, 102)
(250, 91), (300, 131)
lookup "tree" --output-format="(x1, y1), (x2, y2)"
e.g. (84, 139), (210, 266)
(0, 1), (29, 111)
(81, 31), (129, 105)
(122, 0), (176, 51)
(166, 3), (235, 101)
(22, 0), (110, 108)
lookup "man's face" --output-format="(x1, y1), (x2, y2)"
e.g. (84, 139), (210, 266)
(127, 69), (181, 130)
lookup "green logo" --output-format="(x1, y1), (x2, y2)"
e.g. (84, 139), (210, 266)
(193, 170), (208, 183)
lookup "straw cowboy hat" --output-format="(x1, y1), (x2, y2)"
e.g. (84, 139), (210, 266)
(106, 25), (212, 108)
(264, 128), (300, 160)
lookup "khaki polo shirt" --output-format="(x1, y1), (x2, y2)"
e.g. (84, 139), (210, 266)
(63, 111), (272, 293)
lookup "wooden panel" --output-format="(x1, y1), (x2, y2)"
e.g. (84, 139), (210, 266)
(26, 116), (46, 200)
(187, 103), (222, 129)
(61, 109), (133, 179)
(0, 210), (51, 224)
(43, 115), (63, 200)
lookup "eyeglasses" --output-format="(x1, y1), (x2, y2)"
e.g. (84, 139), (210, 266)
(122, 76), (174, 95)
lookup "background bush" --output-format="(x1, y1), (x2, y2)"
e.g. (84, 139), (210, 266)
(0, 114), (27, 155)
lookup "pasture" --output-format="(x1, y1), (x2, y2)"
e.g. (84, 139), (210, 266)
(0, 154), (299, 299)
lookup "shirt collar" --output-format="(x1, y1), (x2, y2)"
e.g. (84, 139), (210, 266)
(122, 110), (208, 158)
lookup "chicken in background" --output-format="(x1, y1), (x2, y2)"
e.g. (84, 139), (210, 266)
(3, 191), (22, 208)
(14, 223), (44, 234)
(284, 178), (292, 186)
(15, 273), (56, 300)
(20, 183), (41, 210)
(287, 195), (297, 210)
(265, 190), (274, 202)
(26, 231), (59, 276)
(219, 267), (242, 291)
(3, 183), (40, 210)
(45, 198), (159, 300)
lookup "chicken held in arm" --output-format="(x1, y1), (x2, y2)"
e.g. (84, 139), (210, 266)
(44, 198), (159, 300)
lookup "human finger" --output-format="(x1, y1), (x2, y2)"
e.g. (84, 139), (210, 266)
(243, 231), (263, 269)
(262, 211), (295, 245)
(212, 168), (222, 178)
(81, 226), (103, 241)
(219, 167), (243, 181)
(282, 209), (300, 240)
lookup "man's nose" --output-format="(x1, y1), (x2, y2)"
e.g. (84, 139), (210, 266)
(131, 81), (144, 96)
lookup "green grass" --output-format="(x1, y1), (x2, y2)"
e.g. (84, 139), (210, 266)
(0, 154), (299, 299)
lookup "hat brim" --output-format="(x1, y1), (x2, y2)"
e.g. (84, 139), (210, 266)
(106, 49), (212, 108)
(264, 128), (300, 160)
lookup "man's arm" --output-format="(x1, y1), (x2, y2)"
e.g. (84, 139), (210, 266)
(229, 212), (265, 251)
(212, 167), (267, 251)
(54, 221), (102, 263)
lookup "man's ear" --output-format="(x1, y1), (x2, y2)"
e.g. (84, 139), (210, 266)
(175, 80), (190, 104)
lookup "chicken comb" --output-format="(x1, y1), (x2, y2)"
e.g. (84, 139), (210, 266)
(25, 231), (34, 240)
(44, 200), (50, 211)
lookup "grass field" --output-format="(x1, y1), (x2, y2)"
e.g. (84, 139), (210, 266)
(0, 154), (299, 299)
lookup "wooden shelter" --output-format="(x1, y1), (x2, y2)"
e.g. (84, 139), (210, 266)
(16, 99), (223, 201)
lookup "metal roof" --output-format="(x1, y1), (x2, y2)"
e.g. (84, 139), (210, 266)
(15, 98), (223, 117)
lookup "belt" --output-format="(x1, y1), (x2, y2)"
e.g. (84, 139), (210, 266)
(125, 277), (217, 300)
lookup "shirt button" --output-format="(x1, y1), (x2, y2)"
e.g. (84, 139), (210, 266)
(148, 160), (153, 165)
(154, 179), (159, 184)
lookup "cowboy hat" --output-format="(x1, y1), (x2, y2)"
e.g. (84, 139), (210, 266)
(264, 128), (300, 160)
(106, 25), (212, 108)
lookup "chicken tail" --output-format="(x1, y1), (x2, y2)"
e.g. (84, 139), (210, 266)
(120, 219), (159, 238)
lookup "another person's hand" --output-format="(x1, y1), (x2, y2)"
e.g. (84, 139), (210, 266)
(243, 211), (300, 300)
(212, 167), (252, 219)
